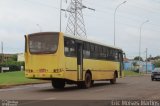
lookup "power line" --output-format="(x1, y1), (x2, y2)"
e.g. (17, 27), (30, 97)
(63, 0), (95, 37)
(21, 0), (160, 28)
(13, 0), (160, 33)
(22, 0), (59, 10)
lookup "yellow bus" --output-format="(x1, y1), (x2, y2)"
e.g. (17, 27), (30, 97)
(25, 32), (124, 89)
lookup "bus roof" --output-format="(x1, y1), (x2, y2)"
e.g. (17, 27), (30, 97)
(27, 32), (122, 51)
(63, 33), (122, 51)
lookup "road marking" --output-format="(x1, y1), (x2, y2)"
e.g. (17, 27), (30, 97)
(19, 100), (44, 106)
(44, 97), (56, 100)
(18, 98), (56, 105)
(94, 89), (105, 92)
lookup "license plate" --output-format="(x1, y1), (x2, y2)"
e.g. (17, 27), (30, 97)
(39, 69), (47, 73)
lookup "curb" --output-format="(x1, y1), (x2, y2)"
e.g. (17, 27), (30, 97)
(0, 81), (49, 89)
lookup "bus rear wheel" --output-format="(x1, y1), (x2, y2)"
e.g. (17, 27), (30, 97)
(77, 73), (92, 89)
(52, 79), (65, 89)
(110, 73), (117, 84)
(84, 73), (92, 88)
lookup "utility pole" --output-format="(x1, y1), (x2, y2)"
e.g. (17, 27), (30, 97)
(62, 0), (95, 37)
(138, 20), (149, 74)
(1, 42), (4, 63)
(114, 1), (126, 46)
(60, 0), (62, 32)
(146, 48), (148, 74)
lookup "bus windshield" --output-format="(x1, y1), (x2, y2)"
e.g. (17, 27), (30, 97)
(29, 33), (59, 54)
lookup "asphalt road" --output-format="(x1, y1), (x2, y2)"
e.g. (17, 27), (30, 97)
(0, 75), (160, 106)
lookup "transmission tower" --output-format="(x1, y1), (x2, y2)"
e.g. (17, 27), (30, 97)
(63, 0), (95, 38)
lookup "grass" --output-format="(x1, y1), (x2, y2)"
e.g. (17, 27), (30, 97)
(0, 71), (46, 86)
(123, 70), (141, 77)
(0, 70), (140, 87)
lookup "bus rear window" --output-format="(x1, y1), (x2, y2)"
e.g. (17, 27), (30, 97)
(29, 33), (59, 54)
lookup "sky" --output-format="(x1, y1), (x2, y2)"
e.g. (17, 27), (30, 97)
(0, 0), (160, 59)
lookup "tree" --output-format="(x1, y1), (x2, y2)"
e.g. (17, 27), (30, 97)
(134, 56), (143, 61)
(154, 60), (160, 68)
(0, 54), (24, 71)
(155, 56), (160, 60)
(132, 61), (138, 71)
(7, 55), (17, 62)
(133, 61), (138, 67)
(147, 55), (160, 61)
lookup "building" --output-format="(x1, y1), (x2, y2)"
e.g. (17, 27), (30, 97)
(17, 53), (25, 62)
(0, 53), (25, 63)
(124, 59), (154, 72)
(0, 53), (15, 63)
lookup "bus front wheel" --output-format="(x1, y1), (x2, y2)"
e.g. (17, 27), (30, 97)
(52, 79), (65, 89)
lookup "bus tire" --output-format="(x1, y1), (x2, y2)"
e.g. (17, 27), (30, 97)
(84, 72), (92, 88)
(77, 72), (92, 89)
(110, 72), (117, 84)
(52, 79), (65, 89)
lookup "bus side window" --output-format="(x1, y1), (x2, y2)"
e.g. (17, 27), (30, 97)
(70, 39), (76, 57)
(99, 46), (106, 59)
(83, 42), (90, 58)
(106, 48), (109, 60)
(112, 50), (116, 61)
(64, 38), (76, 57)
(64, 38), (70, 56)
(108, 48), (115, 60)
(90, 44), (94, 58)
(108, 48), (112, 60)
(118, 52), (123, 62)
(95, 45), (99, 59)
(102, 47), (106, 59)
(86, 43), (90, 58)
(99, 46), (102, 59)
(112, 49), (116, 61)
(115, 50), (118, 61)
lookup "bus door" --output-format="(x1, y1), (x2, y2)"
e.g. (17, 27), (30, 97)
(76, 41), (83, 81)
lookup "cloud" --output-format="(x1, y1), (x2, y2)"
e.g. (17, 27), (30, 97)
(0, 0), (160, 58)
